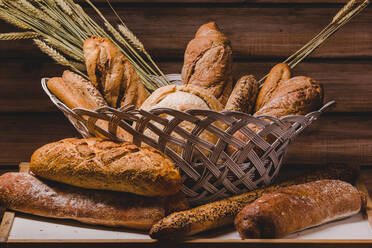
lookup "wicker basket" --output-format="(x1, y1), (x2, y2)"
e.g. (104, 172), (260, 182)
(42, 75), (334, 205)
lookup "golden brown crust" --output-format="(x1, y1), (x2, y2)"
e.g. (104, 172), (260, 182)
(181, 22), (233, 106)
(30, 138), (182, 197)
(235, 180), (365, 238)
(47, 73), (107, 110)
(225, 75), (259, 113)
(254, 76), (323, 118)
(84, 36), (125, 107)
(119, 57), (149, 109)
(149, 165), (357, 239)
(255, 63), (291, 112)
(0, 172), (188, 230)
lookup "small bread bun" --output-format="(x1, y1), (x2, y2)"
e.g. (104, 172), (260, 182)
(140, 85), (224, 154)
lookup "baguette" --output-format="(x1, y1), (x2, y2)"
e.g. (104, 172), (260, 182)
(47, 71), (107, 110)
(149, 165), (357, 239)
(235, 180), (365, 238)
(30, 137), (182, 197)
(0, 172), (188, 230)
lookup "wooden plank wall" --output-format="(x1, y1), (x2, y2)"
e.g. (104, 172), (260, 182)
(0, 0), (372, 167)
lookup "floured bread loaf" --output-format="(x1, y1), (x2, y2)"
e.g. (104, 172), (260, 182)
(0, 172), (188, 230)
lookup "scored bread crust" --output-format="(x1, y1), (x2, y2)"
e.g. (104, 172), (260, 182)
(0, 172), (188, 230)
(30, 138), (182, 197)
(181, 22), (233, 106)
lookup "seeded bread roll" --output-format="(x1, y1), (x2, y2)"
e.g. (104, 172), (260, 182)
(225, 75), (259, 114)
(235, 180), (365, 239)
(30, 137), (182, 197)
(0, 172), (188, 230)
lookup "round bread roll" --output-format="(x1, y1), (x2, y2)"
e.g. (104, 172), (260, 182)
(140, 85), (224, 155)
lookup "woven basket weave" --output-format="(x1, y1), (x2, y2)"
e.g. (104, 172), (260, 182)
(42, 75), (334, 204)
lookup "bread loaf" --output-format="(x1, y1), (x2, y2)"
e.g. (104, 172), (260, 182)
(149, 165), (357, 239)
(225, 75), (259, 114)
(181, 22), (233, 106)
(255, 63), (291, 112)
(254, 76), (323, 118)
(47, 71), (107, 110)
(0, 172), (188, 230)
(140, 84), (224, 154)
(84, 36), (149, 108)
(84, 36), (124, 107)
(30, 138), (182, 197)
(235, 180), (365, 238)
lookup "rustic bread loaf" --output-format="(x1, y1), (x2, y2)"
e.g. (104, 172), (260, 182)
(140, 84), (224, 154)
(149, 165), (357, 239)
(84, 36), (148, 108)
(47, 71), (107, 110)
(0, 172), (188, 230)
(235, 180), (365, 238)
(225, 75), (259, 114)
(181, 22), (233, 106)
(254, 76), (323, 118)
(255, 63), (291, 112)
(30, 138), (182, 197)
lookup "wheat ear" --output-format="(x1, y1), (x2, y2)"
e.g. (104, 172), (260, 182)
(0, 11), (31, 29)
(117, 24), (144, 52)
(34, 39), (71, 67)
(55, 0), (73, 15)
(0, 31), (39, 40)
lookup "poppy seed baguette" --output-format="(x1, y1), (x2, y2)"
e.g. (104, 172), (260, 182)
(149, 165), (357, 239)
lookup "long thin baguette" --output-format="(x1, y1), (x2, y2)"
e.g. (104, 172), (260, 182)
(149, 165), (357, 239)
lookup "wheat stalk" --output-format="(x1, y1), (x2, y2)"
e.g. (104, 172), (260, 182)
(117, 24), (144, 53)
(33, 39), (85, 77)
(0, 31), (39, 40)
(55, 0), (73, 15)
(258, 0), (369, 85)
(0, 10), (31, 29)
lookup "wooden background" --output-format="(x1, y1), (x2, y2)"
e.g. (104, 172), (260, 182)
(0, 1), (372, 171)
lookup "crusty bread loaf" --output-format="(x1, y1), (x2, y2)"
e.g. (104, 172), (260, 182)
(235, 180), (365, 238)
(47, 72), (107, 110)
(84, 36), (149, 108)
(140, 84), (224, 154)
(47, 72), (132, 142)
(84, 36), (124, 107)
(0, 172), (188, 230)
(225, 75), (259, 114)
(149, 165), (357, 239)
(119, 56), (149, 109)
(181, 22), (233, 106)
(255, 63), (291, 112)
(30, 138), (182, 197)
(254, 76), (323, 118)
